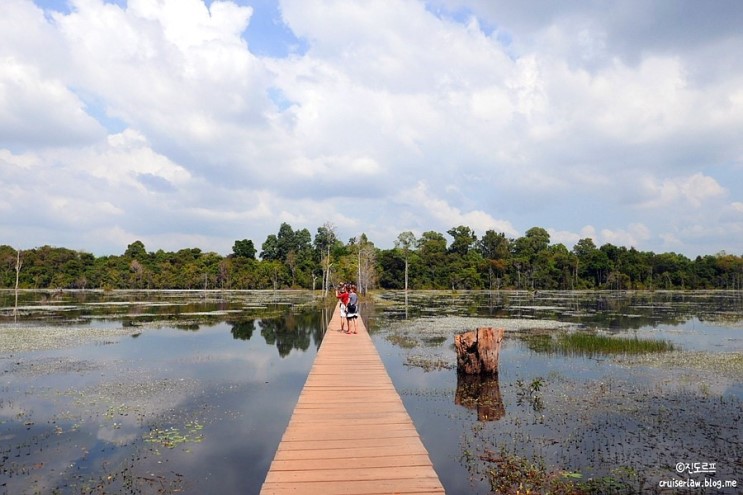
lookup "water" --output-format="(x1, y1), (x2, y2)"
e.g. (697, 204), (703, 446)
(370, 290), (743, 494)
(1, 289), (742, 494)
(0, 290), (326, 494)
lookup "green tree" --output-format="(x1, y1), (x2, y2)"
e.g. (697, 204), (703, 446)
(260, 234), (279, 261)
(573, 238), (610, 288)
(232, 239), (256, 259)
(478, 230), (511, 289)
(124, 240), (147, 261)
(417, 231), (448, 288)
(512, 227), (551, 289)
(447, 226), (477, 256)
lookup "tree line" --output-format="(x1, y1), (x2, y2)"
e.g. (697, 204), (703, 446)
(1, 223), (741, 292)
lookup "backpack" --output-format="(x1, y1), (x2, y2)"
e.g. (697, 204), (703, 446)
(346, 302), (357, 313)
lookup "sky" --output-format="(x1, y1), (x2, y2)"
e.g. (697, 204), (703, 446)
(1, 0), (742, 258)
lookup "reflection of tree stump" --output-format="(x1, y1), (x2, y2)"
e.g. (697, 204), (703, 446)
(455, 374), (505, 421)
(454, 327), (504, 375)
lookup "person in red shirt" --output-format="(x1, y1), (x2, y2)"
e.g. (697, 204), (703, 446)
(335, 284), (350, 332)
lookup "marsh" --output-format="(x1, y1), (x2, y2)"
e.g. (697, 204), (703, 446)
(1, 289), (741, 494)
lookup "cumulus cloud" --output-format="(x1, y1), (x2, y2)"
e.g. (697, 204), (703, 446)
(398, 181), (518, 237)
(0, 58), (105, 147)
(637, 173), (727, 209)
(0, 0), (741, 257)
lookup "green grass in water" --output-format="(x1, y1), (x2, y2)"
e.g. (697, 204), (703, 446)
(524, 332), (675, 357)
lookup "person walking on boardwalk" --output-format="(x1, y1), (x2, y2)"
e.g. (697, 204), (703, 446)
(335, 284), (350, 332)
(345, 285), (359, 334)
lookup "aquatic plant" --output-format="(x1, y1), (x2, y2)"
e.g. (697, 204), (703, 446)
(480, 448), (642, 495)
(523, 331), (675, 357)
(385, 332), (418, 348)
(515, 378), (545, 412)
(480, 449), (588, 495)
(144, 421), (204, 454)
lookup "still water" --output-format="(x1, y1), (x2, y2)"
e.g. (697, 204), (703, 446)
(1, 291), (326, 494)
(372, 290), (743, 494)
(1, 290), (742, 494)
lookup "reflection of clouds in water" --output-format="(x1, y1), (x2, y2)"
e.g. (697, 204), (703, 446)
(165, 346), (309, 383)
(143, 384), (295, 494)
(0, 296), (322, 494)
(192, 352), (275, 382)
(97, 423), (139, 445)
(0, 400), (29, 420)
(89, 376), (200, 403)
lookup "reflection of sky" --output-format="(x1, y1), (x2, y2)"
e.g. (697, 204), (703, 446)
(0, 319), (319, 494)
(373, 314), (743, 495)
(633, 318), (743, 352)
(4, 291), (741, 493)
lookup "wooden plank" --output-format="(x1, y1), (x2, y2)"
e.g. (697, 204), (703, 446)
(274, 444), (430, 461)
(269, 454), (433, 470)
(263, 465), (441, 483)
(259, 305), (445, 495)
(274, 436), (428, 452)
(261, 477), (444, 495)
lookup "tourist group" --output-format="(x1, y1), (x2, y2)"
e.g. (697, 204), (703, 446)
(335, 283), (360, 333)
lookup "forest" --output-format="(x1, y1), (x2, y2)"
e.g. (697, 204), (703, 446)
(2, 223), (742, 292)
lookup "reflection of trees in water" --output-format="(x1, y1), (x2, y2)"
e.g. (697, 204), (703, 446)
(467, 291), (743, 329)
(232, 310), (325, 358)
(455, 373), (505, 422)
(231, 319), (256, 340)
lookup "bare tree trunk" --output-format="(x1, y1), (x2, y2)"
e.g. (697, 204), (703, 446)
(323, 246), (330, 297)
(454, 327), (504, 375)
(404, 256), (408, 292)
(14, 249), (22, 320)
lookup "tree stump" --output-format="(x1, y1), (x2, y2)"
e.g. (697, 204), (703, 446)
(454, 327), (504, 375)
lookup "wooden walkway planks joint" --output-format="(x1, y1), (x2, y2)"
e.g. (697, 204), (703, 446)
(260, 304), (445, 495)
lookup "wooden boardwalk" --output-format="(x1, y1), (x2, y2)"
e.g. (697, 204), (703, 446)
(260, 304), (445, 495)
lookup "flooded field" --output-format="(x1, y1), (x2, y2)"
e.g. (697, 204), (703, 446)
(1, 289), (742, 494)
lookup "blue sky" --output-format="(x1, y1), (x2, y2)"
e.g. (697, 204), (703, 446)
(1, 0), (741, 258)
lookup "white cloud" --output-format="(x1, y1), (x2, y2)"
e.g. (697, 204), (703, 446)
(401, 181), (518, 237)
(0, 57), (104, 146)
(549, 226), (597, 249)
(0, 0), (741, 258)
(637, 173), (727, 209)
(549, 224), (650, 250)
(600, 223), (651, 248)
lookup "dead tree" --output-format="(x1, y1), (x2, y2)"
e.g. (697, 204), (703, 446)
(454, 327), (504, 375)
(14, 249), (22, 319)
